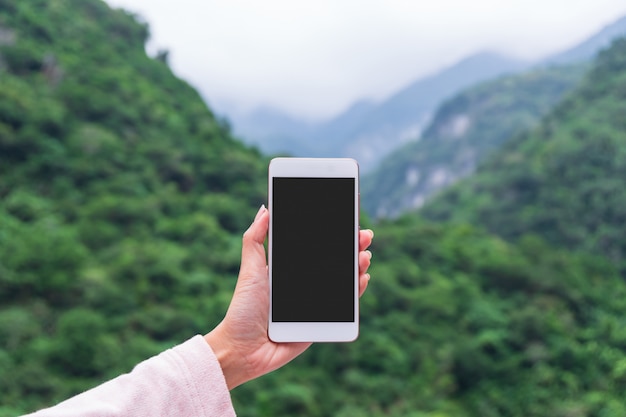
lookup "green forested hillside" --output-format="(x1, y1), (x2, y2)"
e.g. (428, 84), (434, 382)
(422, 37), (626, 271)
(2, 1), (626, 417)
(237, 217), (626, 416)
(362, 64), (586, 218)
(0, 1), (267, 414)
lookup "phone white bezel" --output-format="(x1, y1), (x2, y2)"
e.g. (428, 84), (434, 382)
(268, 157), (360, 343)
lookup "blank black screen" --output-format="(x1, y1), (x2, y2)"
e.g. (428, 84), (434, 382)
(272, 177), (355, 322)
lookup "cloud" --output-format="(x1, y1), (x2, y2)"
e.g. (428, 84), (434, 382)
(105, 0), (626, 120)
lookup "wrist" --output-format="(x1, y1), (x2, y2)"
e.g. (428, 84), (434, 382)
(204, 325), (247, 390)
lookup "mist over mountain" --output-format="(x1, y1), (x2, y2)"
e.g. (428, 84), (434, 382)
(229, 52), (528, 171)
(361, 63), (587, 218)
(228, 104), (315, 155)
(422, 36), (626, 270)
(226, 14), (626, 176)
(361, 14), (626, 218)
(542, 14), (626, 65)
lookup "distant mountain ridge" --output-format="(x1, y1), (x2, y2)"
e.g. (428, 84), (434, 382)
(422, 36), (626, 269)
(543, 14), (626, 65)
(323, 52), (529, 171)
(230, 52), (528, 171)
(360, 13), (626, 217)
(361, 63), (587, 217)
(225, 13), (626, 173)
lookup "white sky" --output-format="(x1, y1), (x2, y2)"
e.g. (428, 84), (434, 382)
(104, 0), (626, 121)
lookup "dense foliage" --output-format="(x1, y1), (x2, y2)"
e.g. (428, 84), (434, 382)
(423, 37), (626, 271)
(236, 217), (626, 416)
(362, 63), (586, 218)
(0, 1), (266, 414)
(2, 1), (626, 416)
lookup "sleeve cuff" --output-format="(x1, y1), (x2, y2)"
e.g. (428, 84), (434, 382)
(169, 335), (236, 417)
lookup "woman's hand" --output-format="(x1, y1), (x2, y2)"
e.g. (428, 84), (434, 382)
(204, 205), (373, 389)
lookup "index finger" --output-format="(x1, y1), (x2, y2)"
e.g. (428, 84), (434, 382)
(359, 229), (374, 252)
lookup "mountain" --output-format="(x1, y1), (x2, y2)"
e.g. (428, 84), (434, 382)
(362, 14), (626, 218)
(543, 14), (626, 65)
(0, 0), (267, 412)
(230, 52), (529, 171)
(422, 37), (626, 270)
(230, 14), (626, 177)
(361, 63), (587, 218)
(4, 2), (626, 416)
(228, 104), (315, 155)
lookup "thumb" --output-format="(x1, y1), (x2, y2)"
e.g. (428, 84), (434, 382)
(239, 205), (269, 277)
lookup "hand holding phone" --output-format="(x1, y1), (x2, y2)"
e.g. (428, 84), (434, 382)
(205, 197), (372, 389)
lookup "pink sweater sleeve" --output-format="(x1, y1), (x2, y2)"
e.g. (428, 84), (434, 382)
(25, 335), (236, 417)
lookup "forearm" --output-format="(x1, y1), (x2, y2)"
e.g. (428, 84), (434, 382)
(25, 335), (235, 417)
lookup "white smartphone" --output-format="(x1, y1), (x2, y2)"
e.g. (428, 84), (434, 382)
(268, 157), (360, 342)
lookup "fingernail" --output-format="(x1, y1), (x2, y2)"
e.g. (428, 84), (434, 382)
(255, 204), (266, 221)
(365, 273), (371, 281)
(366, 250), (372, 259)
(369, 229), (374, 239)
